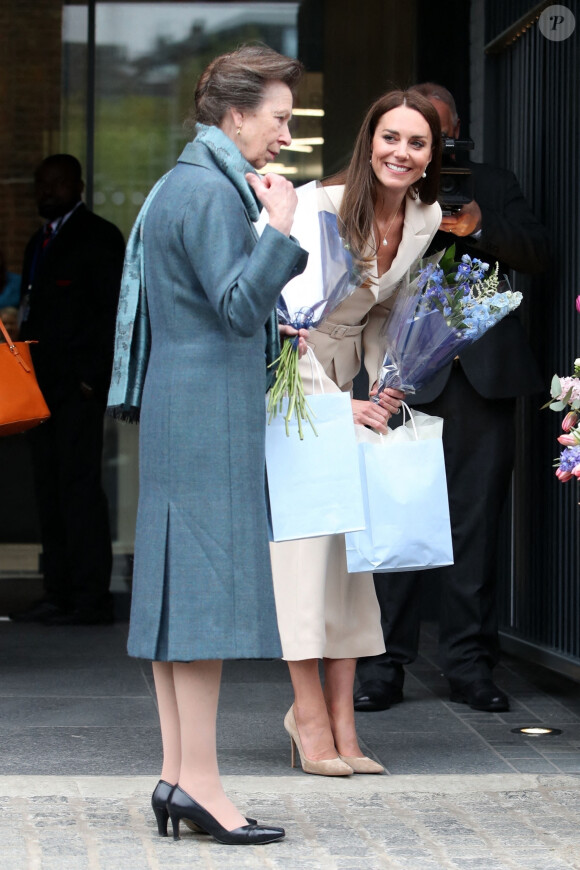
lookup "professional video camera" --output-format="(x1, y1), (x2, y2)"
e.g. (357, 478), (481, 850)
(438, 137), (475, 215)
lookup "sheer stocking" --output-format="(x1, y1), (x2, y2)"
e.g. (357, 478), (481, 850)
(153, 659), (246, 831)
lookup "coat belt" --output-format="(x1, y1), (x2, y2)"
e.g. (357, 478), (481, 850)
(315, 314), (369, 340)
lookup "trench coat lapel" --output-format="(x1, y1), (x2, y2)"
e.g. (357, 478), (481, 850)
(371, 195), (437, 301)
(324, 185), (438, 303)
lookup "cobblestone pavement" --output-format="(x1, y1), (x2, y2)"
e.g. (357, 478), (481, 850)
(2, 774), (580, 870)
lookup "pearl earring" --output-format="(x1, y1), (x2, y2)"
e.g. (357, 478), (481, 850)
(422, 170), (427, 178)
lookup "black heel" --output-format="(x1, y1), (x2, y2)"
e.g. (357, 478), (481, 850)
(151, 779), (175, 837)
(170, 813), (181, 840)
(155, 778), (257, 837)
(167, 785), (285, 845)
(153, 804), (169, 837)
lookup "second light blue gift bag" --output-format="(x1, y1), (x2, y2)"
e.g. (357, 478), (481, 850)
(265, 391), (365, 542)
(345, 407), (454, 573)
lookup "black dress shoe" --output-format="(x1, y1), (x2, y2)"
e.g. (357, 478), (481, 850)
(353, 680), (404, 712)
(167, 786), (284, 845)
(44, 607), (114, 626)
(449, 678), (509, 712)
(151, 781), (257, 836)
(9, 600), (64, 623)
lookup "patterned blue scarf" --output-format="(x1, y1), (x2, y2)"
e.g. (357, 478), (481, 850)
(107, 124), (278, 421)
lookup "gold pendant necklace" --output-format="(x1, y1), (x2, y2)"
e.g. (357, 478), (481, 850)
(377, 200), (402, 247)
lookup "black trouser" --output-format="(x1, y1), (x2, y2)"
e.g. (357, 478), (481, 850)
(357, 365), (515, 688)
(27, 392), (113, 613)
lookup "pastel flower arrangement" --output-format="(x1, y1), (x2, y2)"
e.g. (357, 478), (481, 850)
(418, 251), (521, 337)
(546, 295), (580, 485)
(375, 247), (522, 397)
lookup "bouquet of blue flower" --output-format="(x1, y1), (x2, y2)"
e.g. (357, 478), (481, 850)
(265, 181), (369, 438)
(375, 245), (523, 398)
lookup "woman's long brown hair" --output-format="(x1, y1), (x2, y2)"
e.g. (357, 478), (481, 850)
(325, 90), (442, 262)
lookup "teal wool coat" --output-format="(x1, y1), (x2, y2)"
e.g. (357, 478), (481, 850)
(127, 141), (308, 661)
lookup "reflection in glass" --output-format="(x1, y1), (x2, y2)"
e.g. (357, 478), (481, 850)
(63, 3), (324, 238)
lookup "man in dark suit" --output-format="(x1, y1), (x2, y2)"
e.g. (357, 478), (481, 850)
(10, 154), (125, 625)
(355, 84), (550, 712)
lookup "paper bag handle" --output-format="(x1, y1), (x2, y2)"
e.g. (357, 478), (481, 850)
(400, 401), (419, 440)
(306, 346), (325, 395)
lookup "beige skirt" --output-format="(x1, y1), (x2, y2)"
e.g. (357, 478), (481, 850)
(270, 533), (385, 661)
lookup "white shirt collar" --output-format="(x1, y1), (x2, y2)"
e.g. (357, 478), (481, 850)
(46, 200), (83, 233)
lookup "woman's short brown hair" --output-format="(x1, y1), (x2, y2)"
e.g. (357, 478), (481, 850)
(194, 43), (303, 126)
(330, 90), (442, 260)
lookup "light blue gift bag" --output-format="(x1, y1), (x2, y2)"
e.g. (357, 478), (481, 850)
(345, 407), (453, 573)
(265, 392), (365, 542)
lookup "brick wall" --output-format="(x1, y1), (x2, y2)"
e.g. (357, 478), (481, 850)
(0, 0), (63, 274)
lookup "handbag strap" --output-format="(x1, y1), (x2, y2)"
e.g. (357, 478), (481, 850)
(0, 319), (32, 373)
(0, 317), (14, 346)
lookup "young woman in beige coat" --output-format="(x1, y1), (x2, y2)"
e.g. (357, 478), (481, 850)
(271, 90), (443, 775)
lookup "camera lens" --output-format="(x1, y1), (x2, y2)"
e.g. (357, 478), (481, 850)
(440, 176), (460, 195)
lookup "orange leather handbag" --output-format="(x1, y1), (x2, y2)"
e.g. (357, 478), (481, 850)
(0, 318), (50, 435)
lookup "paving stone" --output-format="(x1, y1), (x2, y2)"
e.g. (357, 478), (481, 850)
(4, 777), (580, 870)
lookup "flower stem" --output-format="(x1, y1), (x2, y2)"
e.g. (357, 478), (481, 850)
(267, 339), (317, 439)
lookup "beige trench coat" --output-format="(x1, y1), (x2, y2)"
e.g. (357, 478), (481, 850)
(271, 184), (441, 661)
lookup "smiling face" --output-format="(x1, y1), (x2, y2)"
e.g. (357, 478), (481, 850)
(232, 81), (293, 169)
(370, 105), (433, 194)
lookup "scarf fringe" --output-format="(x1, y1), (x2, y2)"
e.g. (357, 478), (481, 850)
(106, 405), (141, 424)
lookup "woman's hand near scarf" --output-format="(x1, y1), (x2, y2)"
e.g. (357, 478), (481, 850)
(246, 172), (297, 236)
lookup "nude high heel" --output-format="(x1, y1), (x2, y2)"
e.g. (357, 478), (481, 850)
(338, 755), (384, 774)
(284, 706), (353, 776)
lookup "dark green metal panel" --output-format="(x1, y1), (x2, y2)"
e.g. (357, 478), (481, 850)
(486, 1), (580, 666)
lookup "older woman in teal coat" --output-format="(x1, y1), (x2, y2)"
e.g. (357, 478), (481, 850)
(109, 46), (307, 846)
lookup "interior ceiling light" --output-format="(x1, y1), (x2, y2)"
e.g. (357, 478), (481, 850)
(511, 726), (562, 736)
(289, 138), (324, 146)
(292, 108), (324, 116)
(259, 164), (298, 175)
(281, 144), (314, 153)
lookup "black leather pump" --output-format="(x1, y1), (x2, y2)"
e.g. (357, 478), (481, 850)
(151, 779), (258, 836)
(167, 785), (285, 845)
(151, 780), (175, 836)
